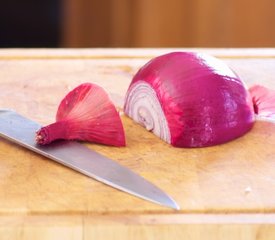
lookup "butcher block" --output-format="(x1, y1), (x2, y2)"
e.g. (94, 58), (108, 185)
(0, 48), (275, 239)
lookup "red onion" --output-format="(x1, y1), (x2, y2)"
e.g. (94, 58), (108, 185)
(36, 83), (125, 146)
(249, 85), (275, 118)
(124, 52), (275, 147)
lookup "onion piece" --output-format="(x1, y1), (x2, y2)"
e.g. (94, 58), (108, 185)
(249, 85), (275, 119)
(124, 52), (258, 148)
(36, 83), (125, 147)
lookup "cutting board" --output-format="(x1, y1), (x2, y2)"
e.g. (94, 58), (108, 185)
(1, 48), (275, 239)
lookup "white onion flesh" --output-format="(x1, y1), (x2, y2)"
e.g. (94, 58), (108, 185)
(124, 81), (171, 143)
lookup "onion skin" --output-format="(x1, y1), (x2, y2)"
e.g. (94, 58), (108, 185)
(124, 52), (255, 147)
(36, 83), (126, 147)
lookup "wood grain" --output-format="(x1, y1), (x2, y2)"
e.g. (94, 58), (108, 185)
(0, 48), (275, 239)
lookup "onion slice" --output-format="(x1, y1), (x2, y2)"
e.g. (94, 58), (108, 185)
(249, 85), (275, 119)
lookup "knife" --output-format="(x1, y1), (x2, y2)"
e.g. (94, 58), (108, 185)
(0, 109), (179, 210)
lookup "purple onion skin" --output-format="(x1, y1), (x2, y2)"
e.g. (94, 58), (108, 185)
(124, 52), (255, 147)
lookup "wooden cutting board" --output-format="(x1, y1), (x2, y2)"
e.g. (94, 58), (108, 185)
(1, 48), (275, 239)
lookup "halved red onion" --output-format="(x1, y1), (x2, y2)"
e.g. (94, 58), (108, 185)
(124, 52), (256, 147)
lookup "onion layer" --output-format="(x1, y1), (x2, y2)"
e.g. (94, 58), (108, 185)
(124, 81), (171, 143)
(124, 52), (256, 147)
(36, 83), (125, 147)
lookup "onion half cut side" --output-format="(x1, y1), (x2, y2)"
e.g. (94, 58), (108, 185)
(124, 81), (171, 143)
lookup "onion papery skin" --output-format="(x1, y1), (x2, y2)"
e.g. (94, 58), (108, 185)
(36, 83), (126, 147)
(124, 52), (255, 147)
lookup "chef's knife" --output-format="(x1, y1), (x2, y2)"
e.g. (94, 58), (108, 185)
(0, 109), (179, 210)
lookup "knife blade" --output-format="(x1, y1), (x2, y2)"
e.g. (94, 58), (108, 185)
(0, 109), (179, 210)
